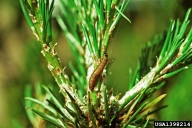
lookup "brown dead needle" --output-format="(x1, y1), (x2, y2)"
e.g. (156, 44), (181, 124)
(89, 53), (108, 91)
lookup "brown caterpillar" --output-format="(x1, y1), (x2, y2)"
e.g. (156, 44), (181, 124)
(89, 53), (108, 91)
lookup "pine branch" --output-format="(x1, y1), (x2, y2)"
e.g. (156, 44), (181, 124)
(119, 8), (192, 107)
(20, 0), (84, 107)
(20, 0), (192, 127)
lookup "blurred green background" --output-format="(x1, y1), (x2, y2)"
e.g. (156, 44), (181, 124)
(0, 0), (191, 127)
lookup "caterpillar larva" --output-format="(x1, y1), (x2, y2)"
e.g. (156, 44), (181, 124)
(89, 53), (108, 91)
